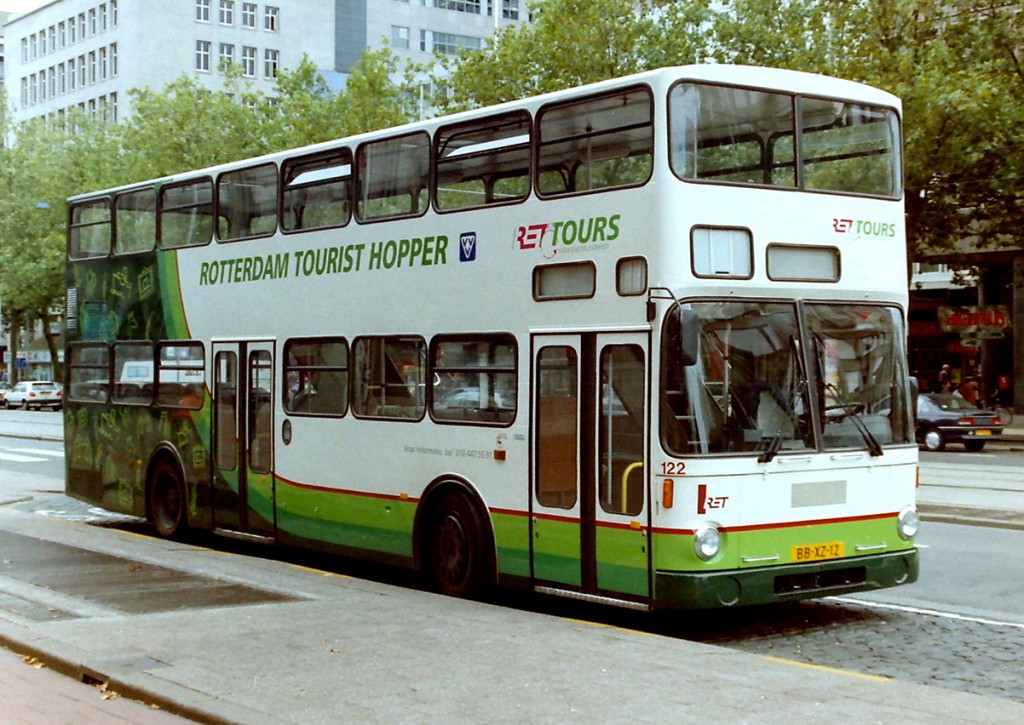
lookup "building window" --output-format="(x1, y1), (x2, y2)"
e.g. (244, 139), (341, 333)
(78, 54), (87, 87)
(100, 4), (108, 31)
(196, 0), (211, 22)
(427, 0), (481, 14)
(89, 8), (97, 35)
(68, 16), (76, 43)
(58, 21), (66, 47)
(111, 0), (118, 27)
(391, 26), (410, 49)
(68, 58), (77, 90)
(242, 2), (256, 27)
(264, 49), (279, 79)
(242, 46), (256, 77)
(421, 30), (482, 55)
(502, 0), (519, 20)
(100, 47), (108, 80)
(196, 41), (212, 72)
(89, 50), (97, 83)
(110, 43), (118, 77)
(219, 0), (234, 25)
(264, 6), (279, 31)
(78, 13), (86, 39)
(219, 43), (235, 70)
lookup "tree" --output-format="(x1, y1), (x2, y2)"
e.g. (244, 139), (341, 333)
(435, 0), (714, 113)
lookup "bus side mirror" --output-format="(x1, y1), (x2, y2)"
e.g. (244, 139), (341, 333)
(672, 308), (699, 367)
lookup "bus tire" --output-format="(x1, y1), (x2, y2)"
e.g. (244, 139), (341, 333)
(148, 457), (188, 539)
(426, 491), (489, 599)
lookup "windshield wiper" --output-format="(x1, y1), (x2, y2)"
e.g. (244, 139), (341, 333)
(757, 433), (783, 463)
(825, 383), (883, 457)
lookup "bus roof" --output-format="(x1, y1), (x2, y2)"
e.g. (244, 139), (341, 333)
(68, 64), (900, 202)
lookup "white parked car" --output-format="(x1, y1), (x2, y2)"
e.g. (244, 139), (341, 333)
(3, 380), (63, 410)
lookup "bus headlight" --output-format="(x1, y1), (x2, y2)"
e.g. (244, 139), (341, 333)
(694, 523), (721, 561)
(897, 507), (920, 540)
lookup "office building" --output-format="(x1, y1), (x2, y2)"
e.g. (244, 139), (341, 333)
(2, 0), (524, 124)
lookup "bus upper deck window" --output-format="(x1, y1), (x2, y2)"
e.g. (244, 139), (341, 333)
(160, 179), (214, 249)
(434, 111), (531, 212)
(281, 150), (352, 233)
(356, 132), (430, 223)
(217, 163), (279, 242)
(537, 86), (653, 197)
(69, 197), (112, 259)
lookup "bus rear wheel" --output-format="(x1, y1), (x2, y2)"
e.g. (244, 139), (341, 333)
(148, 458), (188, 539)
(426, 492), (488, 599)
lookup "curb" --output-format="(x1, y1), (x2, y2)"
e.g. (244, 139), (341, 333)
(918, 504), (1024, 532)
(0, 631), (244, 725)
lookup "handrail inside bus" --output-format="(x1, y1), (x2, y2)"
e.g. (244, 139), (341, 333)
(621, 461), (644, 515)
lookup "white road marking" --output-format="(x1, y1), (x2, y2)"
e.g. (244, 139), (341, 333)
(831, 596), (1024, 629)
(0, 452), (47, 463)
(5, 447), (64, 458)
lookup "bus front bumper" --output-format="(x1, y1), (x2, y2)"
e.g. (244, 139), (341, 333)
(654, 548), (919, 611)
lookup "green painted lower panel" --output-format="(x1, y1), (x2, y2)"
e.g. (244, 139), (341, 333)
(275, 484), (416, 558)
(492, 512), (531, 578)
(596, 526), (648, 596)
(654, 549), (919, 610)
(653, 516), (917, 572)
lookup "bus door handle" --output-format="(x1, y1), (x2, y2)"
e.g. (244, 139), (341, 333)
(775, 456), (812, 465)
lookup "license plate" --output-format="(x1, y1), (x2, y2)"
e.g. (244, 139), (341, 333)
(791, 541), (844, 563)
(975, 430), (991, 436)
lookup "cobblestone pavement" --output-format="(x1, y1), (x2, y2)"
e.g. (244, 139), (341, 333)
(651, 598), (1024, 705)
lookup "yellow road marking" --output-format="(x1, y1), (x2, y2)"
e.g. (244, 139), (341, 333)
(762, 655), (889, 681)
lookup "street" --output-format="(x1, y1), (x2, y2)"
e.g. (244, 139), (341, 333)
(0, 414), (1023, 718)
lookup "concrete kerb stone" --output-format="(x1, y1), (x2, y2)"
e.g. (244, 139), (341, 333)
(0, 630), (246, 725)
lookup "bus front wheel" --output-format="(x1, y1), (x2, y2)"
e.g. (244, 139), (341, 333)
(426, 491), (488, 599)
(148, 458), (188, 539)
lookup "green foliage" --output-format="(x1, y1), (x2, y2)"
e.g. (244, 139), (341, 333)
(435, 0), (713, 112)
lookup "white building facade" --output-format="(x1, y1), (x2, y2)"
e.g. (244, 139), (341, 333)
(2, 0), (525, 125)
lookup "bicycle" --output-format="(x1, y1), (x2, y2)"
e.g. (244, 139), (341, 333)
(983, 393), (1014, 426)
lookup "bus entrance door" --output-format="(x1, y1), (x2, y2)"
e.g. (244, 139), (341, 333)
(211, 341), (277, 540)
(531, 333), (650, 605)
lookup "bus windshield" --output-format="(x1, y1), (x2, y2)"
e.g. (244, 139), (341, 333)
(661, 302), (912, 456)
(668, 83), (902, 197)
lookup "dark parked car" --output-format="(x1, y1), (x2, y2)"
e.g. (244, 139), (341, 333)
(915, 393), (1003, 452)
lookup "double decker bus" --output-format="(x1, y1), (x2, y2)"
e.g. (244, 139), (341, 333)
(65, 65), (919, 610)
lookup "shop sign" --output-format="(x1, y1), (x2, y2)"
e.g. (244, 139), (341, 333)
(937, 305), (1010, 333)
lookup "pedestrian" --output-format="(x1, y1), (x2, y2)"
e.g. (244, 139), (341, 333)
(938, 363), (952, 392)
(957, 377), (980, 406)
